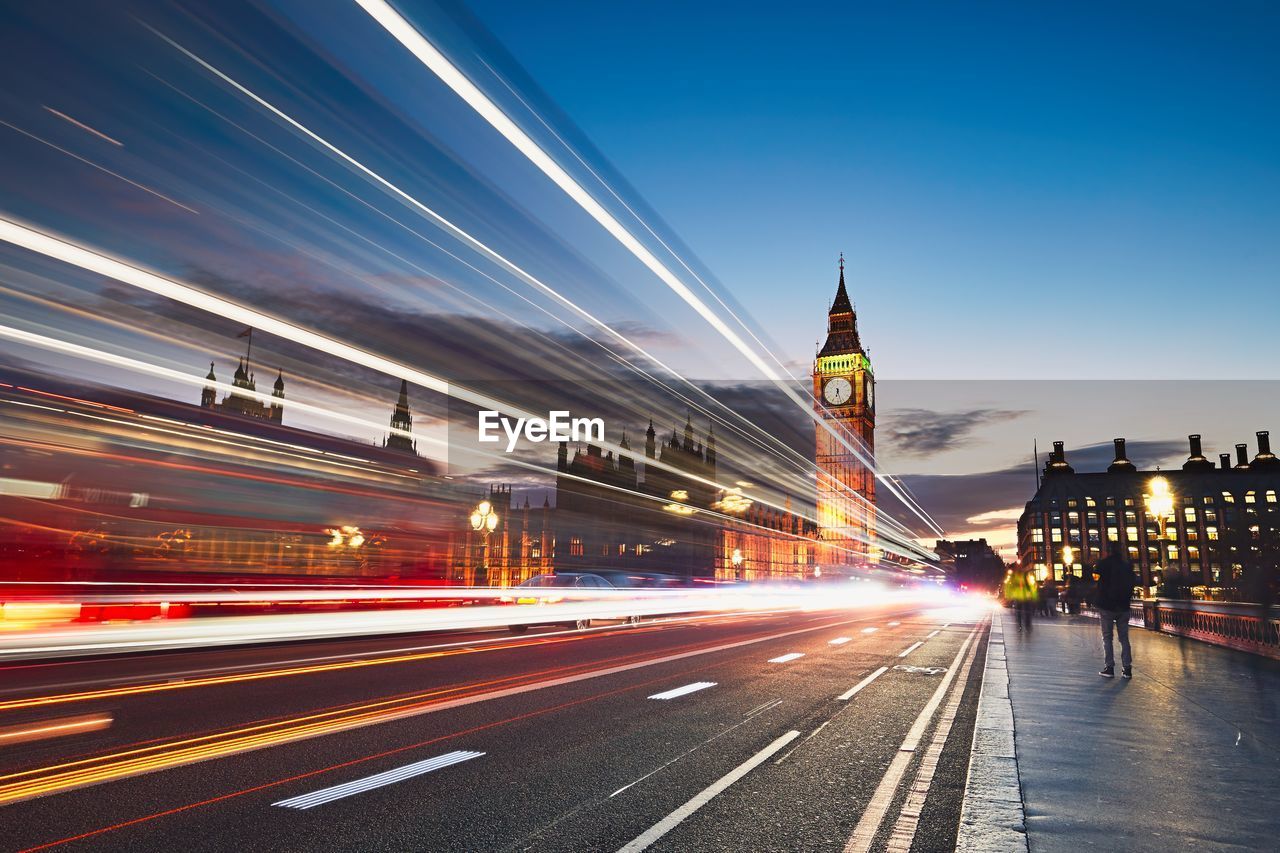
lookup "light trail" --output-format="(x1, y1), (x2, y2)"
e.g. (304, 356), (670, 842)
(143, 28), (939, 555)
(0, 613), (877, 806)
(353, 0), (944, 537)
(42, 107), (122, 146)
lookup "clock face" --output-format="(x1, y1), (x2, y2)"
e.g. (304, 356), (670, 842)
(866, 380), (874, 408)
(824, 377), (853, 405)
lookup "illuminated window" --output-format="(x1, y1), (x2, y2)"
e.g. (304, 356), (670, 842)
(1187, 546), (1200, 561)
(1245, 491), (1257, 504)
(1032, 529), (1044, 543)
(1086, 497), (1096, 507)
(570, 537), (583, 557)
(1206, 526), (1219, 541)
(1203, 496), (1214, 504)
(1107, 527), (1119, 542)
(1125, 511), (1137, 524)
(1183, 507), (1197, 522)
(1124, 498), (1135, 507)
(1068, 499), (1078, 508)
(1268, 491), (1277, 504)
(1186, 528), (1198, 541)
(1051, 529), (1062, 543)
(1222, 491), (1235, 504)
(1127, 546), (1140, 561)
(1126, 526), (1138, 540)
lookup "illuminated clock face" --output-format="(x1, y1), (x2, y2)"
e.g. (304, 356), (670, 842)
(866, 380), (874, 408)
(824, 377), (853, 405)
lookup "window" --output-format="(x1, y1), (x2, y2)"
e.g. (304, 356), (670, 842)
(1108, 527), (1119, 542)
(1105, 497), (1116, 507)
(1068, 511), (1080, 524)
(1205, 508), (1217, 523)
(1067, 499), (1078, 508)
(1125, 498), (1135, 507)
(1052, 528), (1062, 543)
(1245, 491), (1257, 504)
(1125, 511), (1137, 525)
(1203, 496), (1214, 505)
(1183, 507), (1197, 522)
(1086, 497), (1096, 507)
(570, 537), (583, 557)
(1186, 528), (1198, 541)
(1222, 491), (1235, 504)
(1187, 546), (1200, 561)
(1126, 526), (1138, 541)
(1268, 491), (1277, 504)
(1032, 529), (1044, 543)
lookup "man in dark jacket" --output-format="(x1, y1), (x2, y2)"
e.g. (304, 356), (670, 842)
(1091, 552), (1137, 678)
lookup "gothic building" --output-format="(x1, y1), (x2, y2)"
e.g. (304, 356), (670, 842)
(812, 256), (877, 569)
(383, 379), (417, 455)
(449, 413), (818, 586)
(200, 359), (284, 424)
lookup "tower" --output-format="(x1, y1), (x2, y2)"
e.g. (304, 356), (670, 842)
(384, 379), (416, 455)
(812, 255), (875, 568)
(270, 369), (285, 424)
(201, 363), (217, 408)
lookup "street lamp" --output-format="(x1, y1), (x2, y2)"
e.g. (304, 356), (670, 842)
(1145, 475), (1175, 592)
(1062, 544), (1075, 579)
(470, 499), (499, 585)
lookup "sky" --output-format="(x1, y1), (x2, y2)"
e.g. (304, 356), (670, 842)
(1, 0), (1278, 557)
(464, 0), (1280, 379)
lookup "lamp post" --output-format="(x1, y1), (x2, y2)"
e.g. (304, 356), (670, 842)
(1145, 475), (1175, 594)
(469, 499), (499, 586)
(1062, 544), (1075, 579)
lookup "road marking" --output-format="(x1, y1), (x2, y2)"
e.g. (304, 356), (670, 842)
(744, 698), (782, 719)
(648, 682), (716, 700)
(898, 642), (923, 658)
(885, 629), (983, 851)
(888, 621), (901, 627)
(838, 666), (888, 701)
(861, 627), (878, 634)
(926, 630), (940, 638)
(272, 750), (483, 809)
(0, 614), (874, 806)
(768, 652), (805, 663)
(617, 730), (801, 852)
(843, 623), (984, 853)
(829, 637), (852, 645)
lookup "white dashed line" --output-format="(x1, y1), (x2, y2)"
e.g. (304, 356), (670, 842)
(648, 682), (716, 700)
(927, 630), (940, 638)
(898, 642), (923, 658)
(617, 730), (801, 852)
(838, 666), (888, 701)
(861, 627), (878, 634)
(273, 750), (483, 809)
(768, 652), (805, 663)
(888, 621), (901, 627)
(829, 637), (852, 645)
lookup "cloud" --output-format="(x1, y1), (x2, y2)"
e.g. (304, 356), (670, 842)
(880, 408), (1028, 457)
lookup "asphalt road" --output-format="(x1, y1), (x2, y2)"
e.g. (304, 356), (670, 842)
(0, 603), (990, 852)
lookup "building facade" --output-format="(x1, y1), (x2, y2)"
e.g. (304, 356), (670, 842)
(449, 415), (819, 586)
(1017, 433), (1280, 593)
(812, 256), (876, 569)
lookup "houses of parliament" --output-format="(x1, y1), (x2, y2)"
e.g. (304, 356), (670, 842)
(451, 259), (879, 586)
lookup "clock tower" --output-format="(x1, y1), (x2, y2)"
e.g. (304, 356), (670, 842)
(813, 255), (875, 568)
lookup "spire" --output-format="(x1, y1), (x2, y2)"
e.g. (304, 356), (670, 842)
(818, 254), (863, 357)
(683, 412), (694, 450)
(831, 253), (852, 315)
(383, 379), (416, 455)
(206, 362), (216, 381)
(273, 369), (285, 393)
(619, 428), (630, 451)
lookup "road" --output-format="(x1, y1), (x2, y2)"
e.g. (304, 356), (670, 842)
(0, 603), (990, 852)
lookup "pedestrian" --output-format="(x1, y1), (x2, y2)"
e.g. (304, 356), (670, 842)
(1090, 552), (1136, 678)
(1004, 569), (1037, 631)
(1039, 577), (1058, 617)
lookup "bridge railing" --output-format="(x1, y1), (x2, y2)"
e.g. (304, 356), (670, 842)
(1133, 599), (1280, 660)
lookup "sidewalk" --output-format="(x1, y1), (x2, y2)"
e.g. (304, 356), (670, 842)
(999, 609), (1280, 852)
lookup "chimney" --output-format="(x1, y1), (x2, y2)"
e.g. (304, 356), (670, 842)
(1107, 438), (1136, 473)
(1220, 453), (1232, 470)
(1045, 440), (1074, 475)
(1235, 443), (1250, 469)
(1252, 430), (1279, 469)
(1183, 434), (1213, 471)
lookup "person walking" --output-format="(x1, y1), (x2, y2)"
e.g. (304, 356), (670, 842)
(1004, 569), (1037, 631)
(1091, 552), (1136, 678)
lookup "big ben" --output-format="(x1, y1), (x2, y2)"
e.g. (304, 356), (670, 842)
(813, 255), (875, 568)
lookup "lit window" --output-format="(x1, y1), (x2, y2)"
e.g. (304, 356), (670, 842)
(1268, 491), (1277, 504)
(1183, 507), (1197, 522)
(1086, 497), (1096, 507)
(1222, 491), (1235, 504)
(1107, 527), (1119, 542)
(1207, 526), (1219, 541)
(1126, 526), (1138, 540)
(1245, 491), (1257, 505)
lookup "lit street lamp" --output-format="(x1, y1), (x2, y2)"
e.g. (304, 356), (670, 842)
(1062, 544), (1074, 580)
(1145, 475), (1175, 592)
(470, 499), (499, 586)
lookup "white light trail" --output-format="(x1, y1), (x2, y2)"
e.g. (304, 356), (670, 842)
(272, 750), (484, 809)
(354, 0), (944, 538)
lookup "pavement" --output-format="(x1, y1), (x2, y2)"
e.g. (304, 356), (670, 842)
(0, 602), (990, 852)
(993, 608), (1280, 852)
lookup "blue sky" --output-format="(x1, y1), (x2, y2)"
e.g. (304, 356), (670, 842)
(465, 0), (1280, 378)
